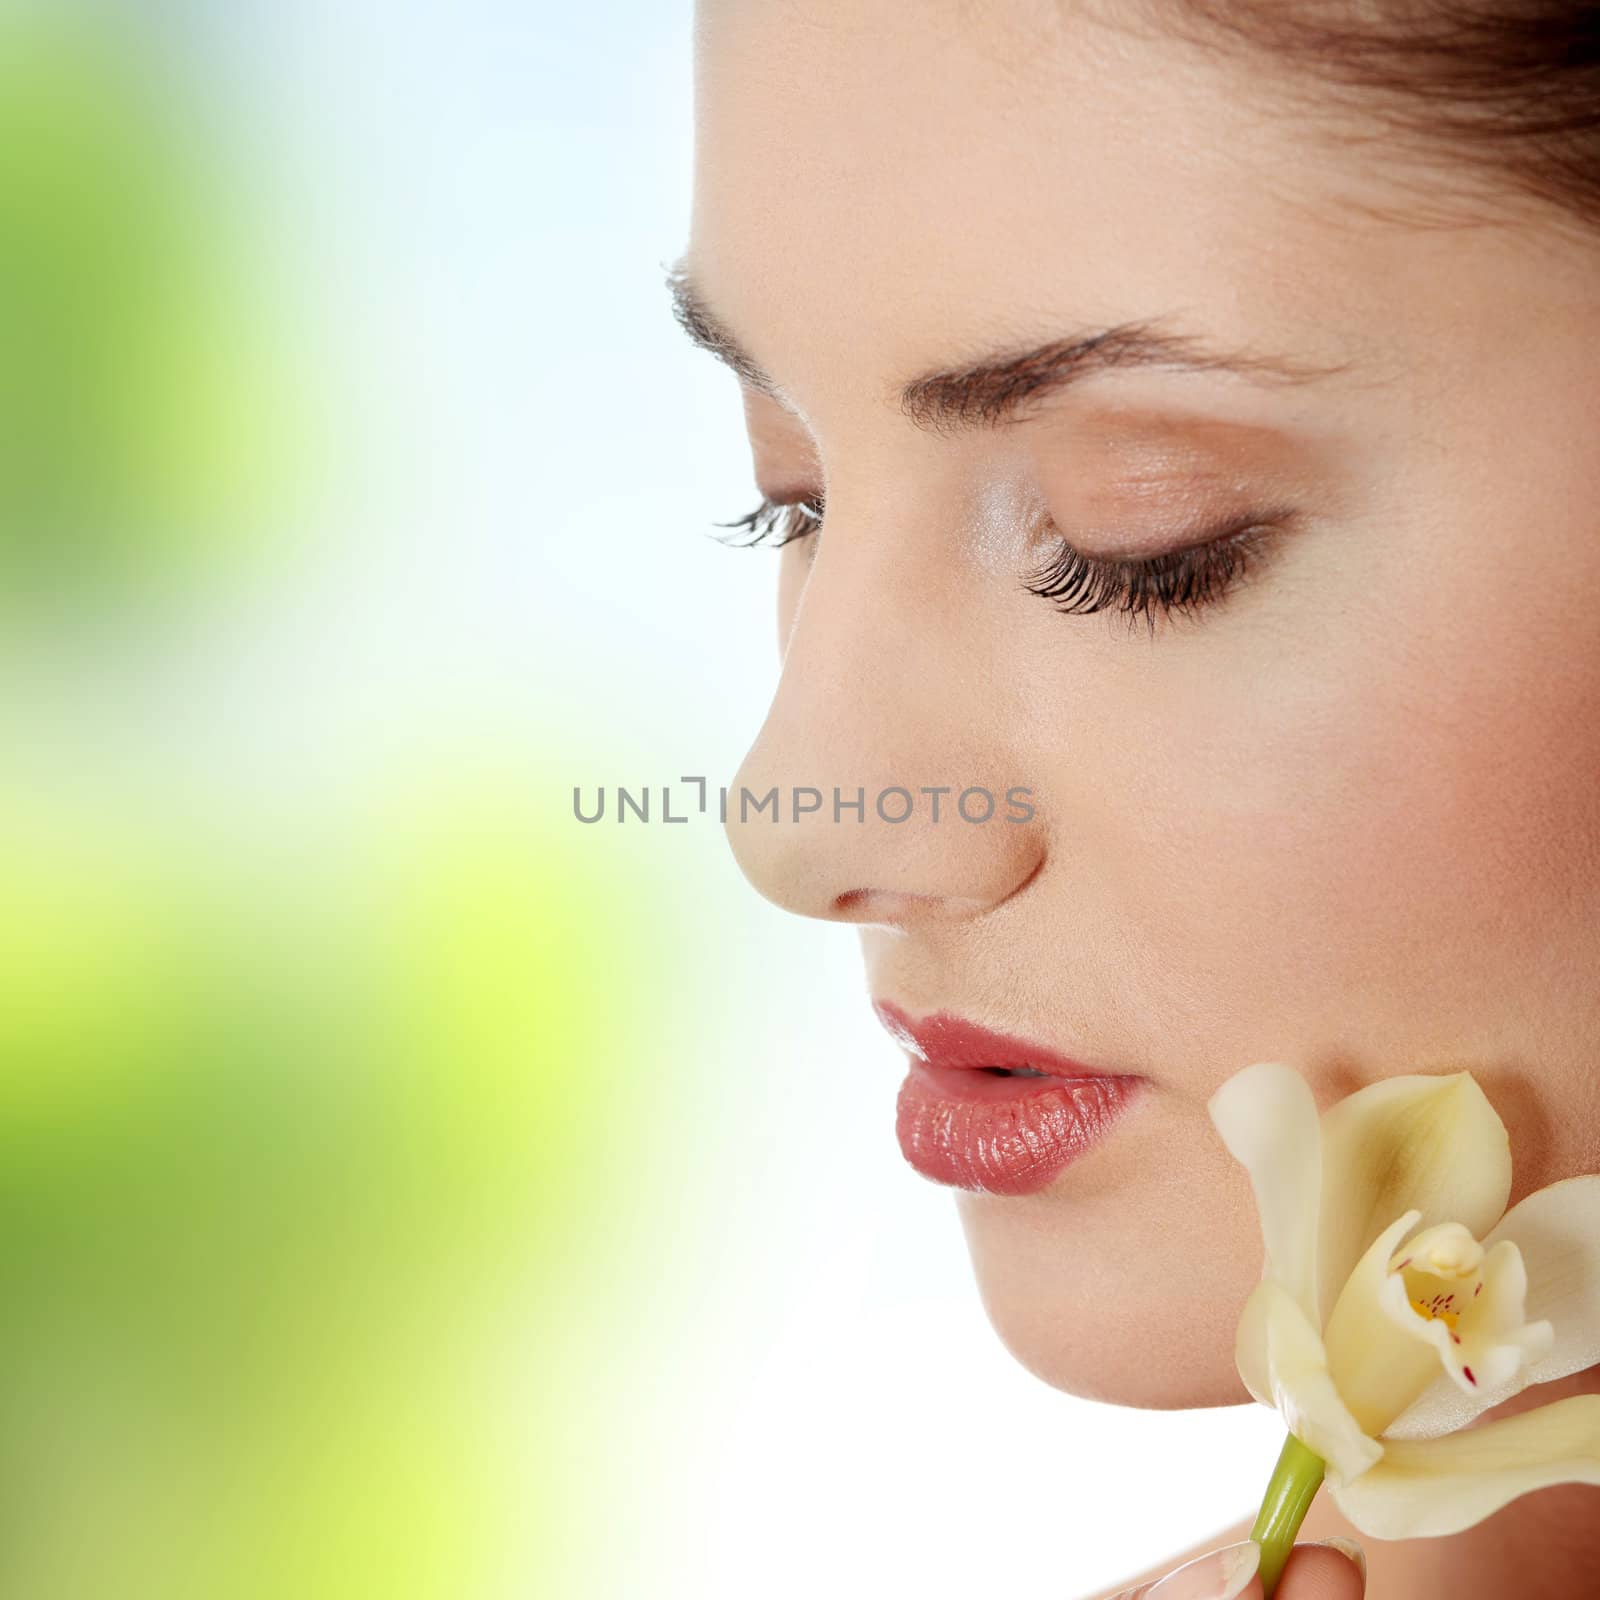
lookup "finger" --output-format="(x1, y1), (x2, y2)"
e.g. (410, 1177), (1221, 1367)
(1275, 1540), (1366, 1599)
(1109, 1540), (1263, 1600)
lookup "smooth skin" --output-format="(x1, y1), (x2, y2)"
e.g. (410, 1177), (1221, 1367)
(686, 1), (1600, 1593)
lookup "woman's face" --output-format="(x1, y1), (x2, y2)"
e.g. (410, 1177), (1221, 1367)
(688, 0), (1600, 1406)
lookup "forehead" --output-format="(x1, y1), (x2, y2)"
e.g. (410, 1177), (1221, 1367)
(688, 0), (1423, 418)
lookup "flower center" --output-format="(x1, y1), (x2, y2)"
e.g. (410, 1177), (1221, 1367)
(1391, 1221), (1485, 1340)
(1407, 1293), (1462, 1330)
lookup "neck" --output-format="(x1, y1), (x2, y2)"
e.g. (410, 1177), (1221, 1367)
(1293, 1365), (1600, 1599)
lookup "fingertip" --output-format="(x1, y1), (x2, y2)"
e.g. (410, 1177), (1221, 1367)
(1276, 1539), (1366, 1597)
(1312, 1537), (1366, 1586)
(1143, 1540), (1261, 1599)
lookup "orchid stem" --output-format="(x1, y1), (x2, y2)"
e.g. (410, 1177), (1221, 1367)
(1249, 1432), (1326, 1598)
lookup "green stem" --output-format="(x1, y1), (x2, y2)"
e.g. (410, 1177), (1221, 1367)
(1249, 1433), (1327, 1598)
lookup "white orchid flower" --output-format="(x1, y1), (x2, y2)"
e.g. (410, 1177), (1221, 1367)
(1208, 1062), (1600, 1594)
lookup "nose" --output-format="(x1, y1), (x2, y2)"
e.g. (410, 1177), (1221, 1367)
(723, 495), (1046, 927)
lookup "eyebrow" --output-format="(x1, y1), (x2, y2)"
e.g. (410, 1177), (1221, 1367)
(665, 257), (1358, 436)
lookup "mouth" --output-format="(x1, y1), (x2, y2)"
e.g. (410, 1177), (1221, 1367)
(873, 1001), (1144, 1196)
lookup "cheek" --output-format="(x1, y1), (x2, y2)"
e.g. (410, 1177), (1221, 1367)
(1101, 488), (1600, 1142)
(958, 522), (1600, 1405)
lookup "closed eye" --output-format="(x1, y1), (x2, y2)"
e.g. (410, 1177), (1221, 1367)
(1024, 508), (1294, 636)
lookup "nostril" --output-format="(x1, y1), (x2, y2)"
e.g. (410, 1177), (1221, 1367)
(832, 887), (922, 920)
(830, 887), (952, 921)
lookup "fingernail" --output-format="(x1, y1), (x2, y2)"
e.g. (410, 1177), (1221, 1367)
(1146, 1539), (1261, 1600)
(1308, 1536), (1366, 1582)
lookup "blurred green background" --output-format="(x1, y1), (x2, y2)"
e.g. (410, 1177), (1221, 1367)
(0, 770), (678, 1598)
(0, 7), (702, 1595)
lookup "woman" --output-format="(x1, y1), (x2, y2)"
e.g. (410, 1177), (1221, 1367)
(673, 2), (1600, 1595)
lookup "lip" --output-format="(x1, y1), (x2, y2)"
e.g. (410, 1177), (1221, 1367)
(873, 1001), (1144, 1196)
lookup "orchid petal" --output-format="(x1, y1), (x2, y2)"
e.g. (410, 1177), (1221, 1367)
(1386, 1175), (1600, 1440)
(1316, 1072), (1511, 1320)
(1489, 1176), (1600, 1385)
(1208, 1061), (1323, 1325)
(1235, 1279), (1275, 1408)
(1252, 1277), (1384, 1486)
(1320, 1209), (1440, 1436)
(1329, 1394), (1600, 1539)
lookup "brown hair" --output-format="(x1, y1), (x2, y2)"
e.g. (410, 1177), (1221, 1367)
(1132, 1), (1600, 229)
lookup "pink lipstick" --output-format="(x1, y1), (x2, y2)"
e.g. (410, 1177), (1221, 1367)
(874, 1002), (1143, 1195)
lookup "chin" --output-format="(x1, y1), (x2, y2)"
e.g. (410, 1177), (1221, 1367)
(953, 1185), (1263, 1410)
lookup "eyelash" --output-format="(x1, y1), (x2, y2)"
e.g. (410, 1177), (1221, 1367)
(1023, 511), (1287, 635)
(712, 495), (826, 548)
(714, 495), (1287, 632)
